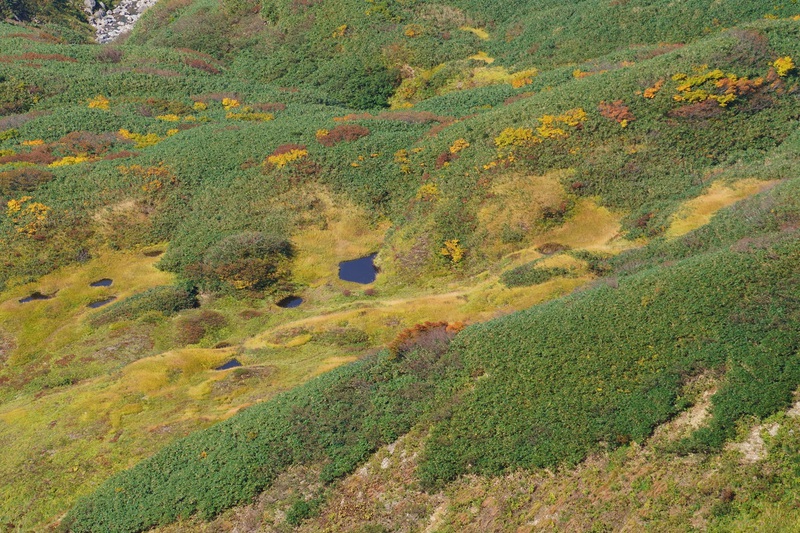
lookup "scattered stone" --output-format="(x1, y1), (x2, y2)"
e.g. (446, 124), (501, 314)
(85, 0), (160, 43)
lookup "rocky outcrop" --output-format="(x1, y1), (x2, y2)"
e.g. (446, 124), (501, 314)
(84, 0), (159, 43)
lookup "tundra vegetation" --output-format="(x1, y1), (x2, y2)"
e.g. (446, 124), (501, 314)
(0, 0), (799, 531)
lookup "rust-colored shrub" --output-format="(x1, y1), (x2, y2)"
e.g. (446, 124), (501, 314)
(176, 310), (227, 345)
(96, 47), (123, 63)
(184, 58), (220, 75)
(252, 102), (286, 112)
(0, 168), (54, 195)
(667, 99), (725, 120)
(388, 321), (465, 358)
(57, 131), (117, 156)
(316, 125), (370, 147)
(0, 146), (56, 165)
(598, 100), (635, 125)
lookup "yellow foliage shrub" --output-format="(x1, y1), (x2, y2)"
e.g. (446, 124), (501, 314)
(440, 239), (464, 263)
(773, 56), (795, 77)
(449, 139), (470, 153)
(193, 101), (208, 111)
(48, 155), (90, 167)
(266, 148), (308, 168)
(222, 98), (240, 110)
(118, 129), (162, 149)
(88, 95), (110, 110)
(416, 182), (441, 201)
(21, 139), (44, 146)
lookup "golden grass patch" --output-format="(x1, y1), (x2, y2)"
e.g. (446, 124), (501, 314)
(291, 188), (388, 287)
(665, 179), (779, 238)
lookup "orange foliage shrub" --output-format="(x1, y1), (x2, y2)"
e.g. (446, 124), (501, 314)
(0, 146), (56, 165)
(388, 321), (465, 358)
(316, 124), (370, 147)
(598, 100), (635, 126)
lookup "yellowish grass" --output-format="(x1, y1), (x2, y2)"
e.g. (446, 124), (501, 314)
(468, 51), (494, 64)
(459, 26), (490, 40)
(0, 249), (173, 366)
(665, 179), (779, 238)
(291, 188), (389, 287)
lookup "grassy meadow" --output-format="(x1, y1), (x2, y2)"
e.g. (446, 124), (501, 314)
(0, 0), (799, 530)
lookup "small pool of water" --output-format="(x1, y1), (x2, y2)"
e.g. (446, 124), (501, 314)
(90, 278), (113, 287)
(143, 250), (164, 257)
(338, 253), (377, 284)
(19, 292), (54, 303)
(215, 358), (243, 370)
(88, 296), (116, 308)
(277, 296), (303, 308)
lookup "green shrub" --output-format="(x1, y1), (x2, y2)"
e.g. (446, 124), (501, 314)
(91, 285), (198, 326)
(500, 263), (571, 287)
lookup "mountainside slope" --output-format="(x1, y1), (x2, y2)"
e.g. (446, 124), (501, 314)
(0, 0), (799, 531)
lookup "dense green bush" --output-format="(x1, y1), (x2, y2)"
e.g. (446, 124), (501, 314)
(91, 285), (198, 326)
(500, 262), (571, 287)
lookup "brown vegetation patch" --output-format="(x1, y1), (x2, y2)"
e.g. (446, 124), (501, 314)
(0, 168), (54, 195)
(316, 125), (370, 147)
(3, 31), (64, 44)
(184, 58), (220, 75)
(0, 110), (47, 131)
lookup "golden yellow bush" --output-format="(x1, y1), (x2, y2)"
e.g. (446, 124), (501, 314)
(88, 95), (110, 110)
(440, 239), (464, 263)
(774, 56), (795, 77)
(449, 139), (470, 154)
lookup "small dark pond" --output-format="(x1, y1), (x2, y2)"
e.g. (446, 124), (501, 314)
(88, 296), (117, 308)
(215, 358), (243, 370)
(90, 278), (113, 287)
(143, 250), (164, 257)
(338, 253), (377, 284)
(277, 296), (303, 308)
(19, 291), (55, 304)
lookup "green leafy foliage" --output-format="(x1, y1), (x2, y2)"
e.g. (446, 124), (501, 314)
(91, 285), (198, 326)
(63, 344), (464, 532)
(500, 262), (571, 287)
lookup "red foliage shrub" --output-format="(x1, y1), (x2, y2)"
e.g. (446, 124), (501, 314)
(667, 99), (724, 120)
(388, 321), (465, 358)
(0, 146), (56, 166)
(20, 52), (77, 62)
(184, 58), (220, 75)
(598, 100), (635, 125)
(435, 150), (458, 169)
(57, 131), (116, 156)
(316, 125), (370, 147)
(0, 168), (54, 195)
(252, 102), (286, 112)
(4, 31), (63, 44)
(176, 310), (227, 345)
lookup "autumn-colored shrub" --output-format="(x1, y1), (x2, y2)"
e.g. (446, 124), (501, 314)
(184, 57), (221, 74)
(388, 321), (464, 358)
(195, 232), (294, 292)
(0, 146), (56, 166)
(316, 125), (370, 147)
(176, 310), (228, 345)
(96, 47), (123, 63)
(252, 102), (286, 112)
(0, 168), (54, 196)
(265, 144), (308, 168)
(57, 131), (116, 156)
(598, 100), (635, 126)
